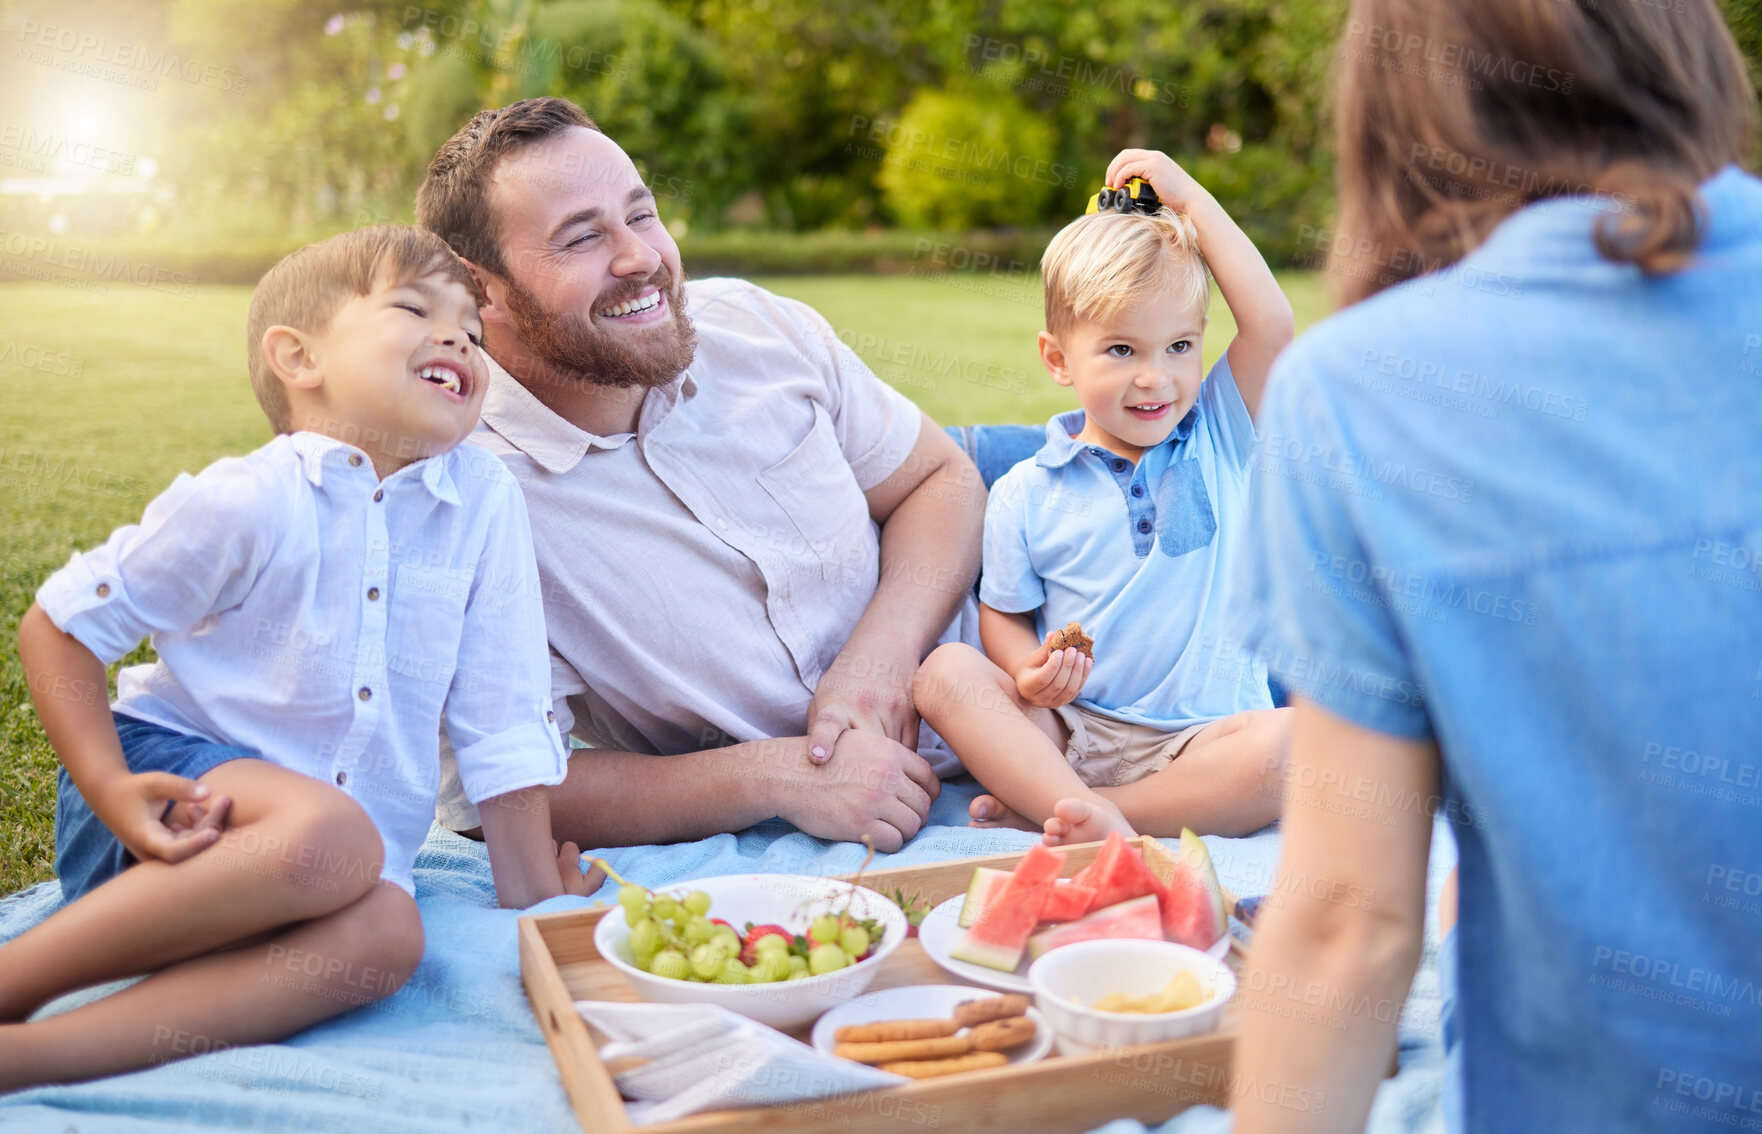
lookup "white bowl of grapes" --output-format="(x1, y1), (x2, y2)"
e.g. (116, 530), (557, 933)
(593, 871), (909, 1030)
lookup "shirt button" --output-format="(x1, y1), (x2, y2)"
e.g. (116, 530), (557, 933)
(1131, 484), (1145, 497)
(358, 687), (372, 701)
(367, 586), (380, 601)
(1138, 519), (1153, 534)
(95, 583), (111, 597)
(1112, 460), (1128, 473)
(335, 771), (348, 786)
(372, 488), (384, 503)
(348, 454), (363, 468)
(546, 710), (557, 724)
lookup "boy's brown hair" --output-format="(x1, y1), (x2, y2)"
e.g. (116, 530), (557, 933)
(245, 225), (483, 434)
(1330, 0), (1756, 305)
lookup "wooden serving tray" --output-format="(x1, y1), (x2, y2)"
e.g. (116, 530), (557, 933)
(519, 836), (1238, 1134)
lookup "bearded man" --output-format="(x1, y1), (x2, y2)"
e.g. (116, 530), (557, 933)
(416, 97), (985, 852)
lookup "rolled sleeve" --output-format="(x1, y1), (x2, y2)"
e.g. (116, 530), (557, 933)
(36, 460), (275, 664)
(443, 480), (569, 804)
(773, 292), (921, 491)
(1240, 359), (1432, 739)
(978, 470), (1046, 614)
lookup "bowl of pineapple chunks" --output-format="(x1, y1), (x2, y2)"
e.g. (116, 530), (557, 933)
(593, 872), (908, 1030)
(1028, 938), (1235, 1055)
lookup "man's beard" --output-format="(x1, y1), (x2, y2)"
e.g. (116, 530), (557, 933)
(501, 265), (697, 391)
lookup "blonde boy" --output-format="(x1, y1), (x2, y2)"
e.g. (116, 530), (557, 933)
(1, 226), (597, 1092)
(915, 150), (1294, 845)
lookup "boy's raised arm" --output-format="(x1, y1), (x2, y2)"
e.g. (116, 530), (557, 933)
(1105, 149), (1295, 418)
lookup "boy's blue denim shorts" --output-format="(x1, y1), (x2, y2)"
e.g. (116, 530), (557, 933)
(54, 712), (258, 903)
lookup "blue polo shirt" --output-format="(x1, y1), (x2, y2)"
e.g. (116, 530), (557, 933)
(1240, 166), (1762, 1132)
(980, 353), (1274, 731)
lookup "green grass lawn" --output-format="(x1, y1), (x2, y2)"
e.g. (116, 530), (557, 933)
(0, 271), (1331, 894)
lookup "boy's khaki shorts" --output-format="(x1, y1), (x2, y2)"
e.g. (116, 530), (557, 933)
(1052, 703), (1212, 789)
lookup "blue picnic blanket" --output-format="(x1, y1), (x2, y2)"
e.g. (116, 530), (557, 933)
(0, 778), (1455, 1133)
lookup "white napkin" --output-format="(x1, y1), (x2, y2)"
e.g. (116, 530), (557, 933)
(574, 1000), (908, 1126)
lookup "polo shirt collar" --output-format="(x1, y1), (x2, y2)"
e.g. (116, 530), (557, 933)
(285, 431), (462, 504)
(478, 353), (697, 476)
(1034, 405), (1199, 469)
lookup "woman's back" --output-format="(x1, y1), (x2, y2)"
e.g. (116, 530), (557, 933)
(1246, 166), (1762, 1129)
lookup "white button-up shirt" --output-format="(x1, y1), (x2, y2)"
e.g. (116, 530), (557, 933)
(435, 277), (973, 830)
(37, 433), (567, 893)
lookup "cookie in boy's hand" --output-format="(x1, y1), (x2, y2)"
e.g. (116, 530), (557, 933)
(1047, 622), (1094, 659)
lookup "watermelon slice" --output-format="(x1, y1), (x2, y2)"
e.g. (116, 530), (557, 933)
(956, 867), (1010, 929)
(1076, 831), (1162, 913)
(1154, 829), (1228, 949)
(949, 843), (1065, 971)
(1040, 879), (1098, 923)
(958, 871), (1096, 929)
(1025, 894), (1163, 961)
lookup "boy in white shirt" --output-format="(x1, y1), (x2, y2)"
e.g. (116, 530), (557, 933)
(0, 226), (598, 1091)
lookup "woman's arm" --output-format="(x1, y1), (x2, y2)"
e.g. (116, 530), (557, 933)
(1232, 698), (1439, 1133)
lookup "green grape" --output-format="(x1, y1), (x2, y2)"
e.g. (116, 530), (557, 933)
(683, 917), (716, 945)
(712, 959), (749, 985)
(710, 927), (742, 955)
(623, 902), (652, 928)
(630, 917), (663, 962)
(785, 955), (810, 980)
(690, 941), (729, 980)
(838, 925), (871, 958)
(749, 954), (790, 983)
(649, 948), (689, 981)
(652, 896), (680, 921)
(753, 934), (791, 959)
(807, 942), (849, 975)
(808, 914), (842, 944)
(617, 884), (649, 912)
(683, 891), (712, 917)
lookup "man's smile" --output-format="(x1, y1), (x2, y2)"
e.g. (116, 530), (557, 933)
(596, 287), (665, 322)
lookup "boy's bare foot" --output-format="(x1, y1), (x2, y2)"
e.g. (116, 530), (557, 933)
(967, 795), (1040, 832)
(1043, 797), (1136, 846)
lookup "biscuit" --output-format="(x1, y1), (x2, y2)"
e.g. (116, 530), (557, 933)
(878, 1051), (1009, 1079)
(1047, 621), (1094, 659)
(834, 1035), (971, 1065)
(833, 1018), (962, 1044)
(967, 1015), (1037, 1052)
(952, 994), (1030, 1028)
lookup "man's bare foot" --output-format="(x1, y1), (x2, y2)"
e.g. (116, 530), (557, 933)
(967, 794), (1040, 832)
(1043, 797), (1136, 846)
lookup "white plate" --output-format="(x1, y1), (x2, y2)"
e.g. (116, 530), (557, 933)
(917, 894), (1231, 993)
(811, 984), (1052, 1067)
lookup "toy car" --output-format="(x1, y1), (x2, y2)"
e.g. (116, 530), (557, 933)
(1085, 177), (1162, 216)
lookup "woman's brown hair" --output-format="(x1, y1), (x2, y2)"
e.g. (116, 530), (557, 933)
(1329, 0), (1756, 305)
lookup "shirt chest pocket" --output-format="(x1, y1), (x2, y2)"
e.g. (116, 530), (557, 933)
(755, 404), (875, 583)
(385, 563), (472, 711)
(1154, 459), (1217, 558)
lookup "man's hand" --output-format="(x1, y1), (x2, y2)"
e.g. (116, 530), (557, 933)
(94, 772), (229, 864)
(1105, 149), (1204, 212)
(805, 646), (921, 766)
(1014, 633), (1093, 709)
(774, 730), (939, 852)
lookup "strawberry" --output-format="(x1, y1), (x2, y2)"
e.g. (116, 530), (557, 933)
(740, 923), (792, 966)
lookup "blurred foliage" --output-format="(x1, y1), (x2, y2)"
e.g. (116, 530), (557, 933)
(0, 0), (1758, 266)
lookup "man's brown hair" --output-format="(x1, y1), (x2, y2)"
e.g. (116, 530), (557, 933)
(416, 97), (601, 282)
(1330, 0), (1756, 305)
(245, 225), (482, 434)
